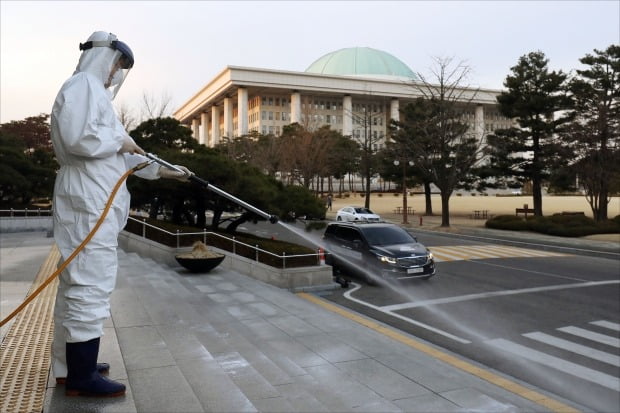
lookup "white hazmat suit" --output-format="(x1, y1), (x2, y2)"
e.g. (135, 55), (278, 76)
(49, 31), (185, 381)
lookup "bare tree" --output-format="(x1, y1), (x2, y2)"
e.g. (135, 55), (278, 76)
(140, 90), (173, 121)
(116, 101), (137, 131)
(347, 104), (385, 208)
(408, 56), (485, 227)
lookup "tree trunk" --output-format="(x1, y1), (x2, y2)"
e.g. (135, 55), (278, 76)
(424, 181), (433, 216)
(532, 177), (543, 216)
(364, 172), (371, 209)
(440, 192), (451, 227)
(532, 137), (543, 216)
(226, 212), (252, 233)
(195, 197), (206, 228)
(597, 183), (609, 221)
(210, 209), (223, 230)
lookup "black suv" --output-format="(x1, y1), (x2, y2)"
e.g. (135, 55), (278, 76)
(323, 221), (435, 284)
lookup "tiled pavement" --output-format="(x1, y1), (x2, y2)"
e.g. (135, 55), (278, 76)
(44, 245), (574, 412)
(3, 231), (606, 412)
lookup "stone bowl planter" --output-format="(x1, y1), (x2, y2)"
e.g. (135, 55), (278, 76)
(175, 253), (225, 273)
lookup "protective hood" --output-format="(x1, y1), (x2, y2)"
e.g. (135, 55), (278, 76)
(74, 31), (133, 99)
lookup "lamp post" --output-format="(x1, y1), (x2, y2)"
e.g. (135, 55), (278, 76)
(393, 159), (414, 224)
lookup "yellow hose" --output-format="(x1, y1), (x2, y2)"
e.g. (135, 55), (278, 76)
(0, 162), (150, 328)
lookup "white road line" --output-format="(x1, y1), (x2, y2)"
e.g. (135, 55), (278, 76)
(558, 326), (620, 348)
(591, 320), (620, 331)
(478, 245), (529, 257)
(343, 283), (471, 344)
(381, 280), (620, 311)
(453, 245), (501, 259)
(486, 245), (560, 257)
(429, 245), (567, 262)
(523, 331), (620, 366)
(428, 248), (470, 262)
(487, 338), (620, 391)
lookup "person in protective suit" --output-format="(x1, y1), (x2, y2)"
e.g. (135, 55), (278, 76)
(50, 31), (192, 397)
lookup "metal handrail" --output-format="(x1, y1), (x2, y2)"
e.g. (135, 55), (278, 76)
(0, 208), (53, 217)
(127, 216), (321, 268)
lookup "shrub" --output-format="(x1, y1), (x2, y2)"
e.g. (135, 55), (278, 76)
(486, 214), (620, 237)
(486, 215), (528, 231)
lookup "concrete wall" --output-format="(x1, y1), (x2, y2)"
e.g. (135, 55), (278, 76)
(118, 230), (335, 292)
(0, 217), (53, 233)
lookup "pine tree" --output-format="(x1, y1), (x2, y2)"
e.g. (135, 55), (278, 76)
(486, 51), (572, 216)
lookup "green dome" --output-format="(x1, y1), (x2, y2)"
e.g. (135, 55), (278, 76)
(305, 47), (417, 80)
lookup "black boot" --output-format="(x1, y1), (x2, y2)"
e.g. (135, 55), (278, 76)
(56, 362), (110, 384)
(65, 338), (125, 397)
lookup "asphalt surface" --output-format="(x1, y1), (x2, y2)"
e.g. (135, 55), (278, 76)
(314, 226), (620, 412)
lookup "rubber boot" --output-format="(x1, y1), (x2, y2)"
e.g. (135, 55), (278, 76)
(56, 363), (110, 385)
(65, 338), (125, 397)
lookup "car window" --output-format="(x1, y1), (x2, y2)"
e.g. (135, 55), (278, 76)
(325, 225), (337, 236)
(362, 226), (415, 246)
(354, 207), (374, 214)
(335, 226), (362, 243)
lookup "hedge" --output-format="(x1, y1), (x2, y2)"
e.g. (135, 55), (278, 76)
(485, 214), (620, 237)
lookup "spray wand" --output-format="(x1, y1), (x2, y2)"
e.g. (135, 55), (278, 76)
(145, 153), (279, 224)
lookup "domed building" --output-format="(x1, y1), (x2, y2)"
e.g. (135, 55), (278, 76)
(305, 47), (418, 81)
(174, 47), (511, 149)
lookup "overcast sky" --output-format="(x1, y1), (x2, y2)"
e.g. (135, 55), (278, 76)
(1, 0), (618, 124)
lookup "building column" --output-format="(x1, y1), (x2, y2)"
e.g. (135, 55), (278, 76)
(191, 118), (200, 142)
(223, 97), (233, 138)
(343, 95), (352, 136)
(475, 104), (485, 140)
(390, 98), (399, 122)
(237, 87), (248, 136)
(211, 105), (220, 146)
(291, 92), (301, 124)
(200, 112), (209, 146)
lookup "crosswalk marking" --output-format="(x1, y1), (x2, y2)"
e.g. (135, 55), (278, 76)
(591, 320), (620, 331)
(487, 338), (620, 391)
(429, 245), (568, 262)
(523, 331), (620, 366)
(558, 326), (620, 348)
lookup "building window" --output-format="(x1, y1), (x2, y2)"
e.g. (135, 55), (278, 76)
(269, 97), (273, 106)
(282, 112), (288, 121)
(275, 97), (280, 106)
(262, 126), (267, 134)
(275, 112), (280, 121)
(269, 111), (273, 120)
(269, 126), (274, 134)
(326, 115), (331, 124)
(261, 111), (266, 120)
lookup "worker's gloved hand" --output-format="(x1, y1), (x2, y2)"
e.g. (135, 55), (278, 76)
(119, 135), (145, 155)
(158, 165), (193, 182)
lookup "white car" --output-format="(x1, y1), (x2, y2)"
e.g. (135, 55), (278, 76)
(336, 206), (381, 222)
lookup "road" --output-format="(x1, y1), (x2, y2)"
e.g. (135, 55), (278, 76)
(238, 220), (619, 411)
(321, 231), (620, 412)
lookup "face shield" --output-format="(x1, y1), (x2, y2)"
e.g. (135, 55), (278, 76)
(79, 36), (134, 99)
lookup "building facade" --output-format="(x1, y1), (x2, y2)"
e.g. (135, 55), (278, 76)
(174, 47), (512, 150)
